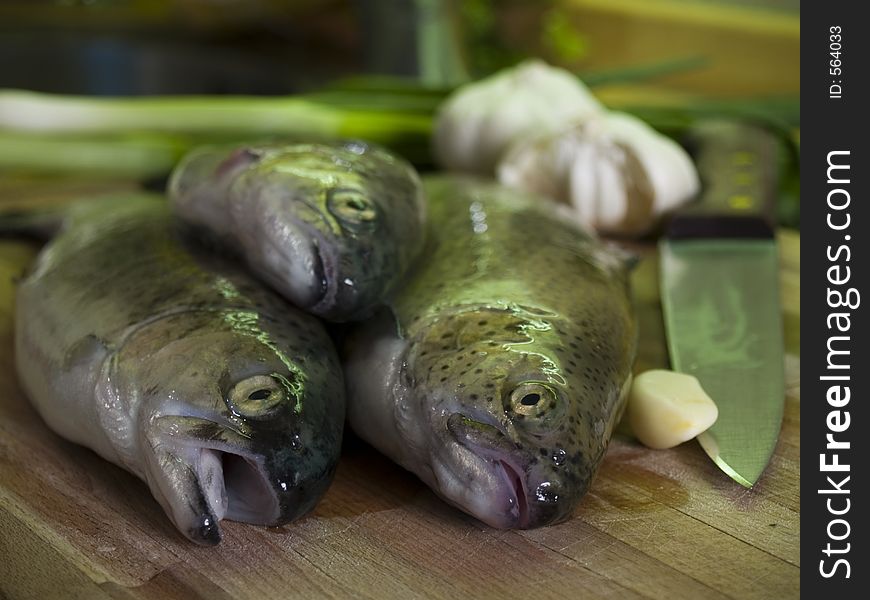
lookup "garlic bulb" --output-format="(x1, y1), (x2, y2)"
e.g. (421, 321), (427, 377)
(498, 111), (700, 236)
(432, 59), (604, 174)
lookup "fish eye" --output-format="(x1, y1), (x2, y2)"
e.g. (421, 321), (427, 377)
(227, 374), (285, 418)
(520, 393), (541, 406)
(327, 188), (377, 227)
(247, 388), (272, 401)
(507, 383), (557, 417)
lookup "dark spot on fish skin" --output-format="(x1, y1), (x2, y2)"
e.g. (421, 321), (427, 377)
(469, 394), (479, 400)
(539, 448), (549, 457)
(485, 383), (494, 389)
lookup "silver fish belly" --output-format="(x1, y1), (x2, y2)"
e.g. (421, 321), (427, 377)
(345, 176), (637, 529)
(168, 141), (427, 321)
(14, 196), (345, 545)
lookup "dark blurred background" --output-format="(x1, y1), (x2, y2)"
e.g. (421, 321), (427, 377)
(0, 0), (799, 98)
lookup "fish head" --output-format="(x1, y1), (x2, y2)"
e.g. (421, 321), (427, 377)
(122, 311), (344, 544)
(403, 308), (631, 529)
(172, 142), (425, 320)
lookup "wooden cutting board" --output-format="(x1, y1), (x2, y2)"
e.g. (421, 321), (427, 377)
(0, 178), (799, 600)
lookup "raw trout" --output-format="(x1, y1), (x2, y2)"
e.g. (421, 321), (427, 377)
(168, 141), (426, 321)
(345, 177), (636, 528)
(13, 196), (345, 545)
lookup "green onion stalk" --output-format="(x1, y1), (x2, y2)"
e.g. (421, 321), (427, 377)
(0, 89), (435, 173)
(0, 54), (721, 177)
(0, 131), (190, 178)
(0, 57), (798, 227)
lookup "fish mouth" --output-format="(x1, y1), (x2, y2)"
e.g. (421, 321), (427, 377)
(497, 459), (530, 528)
(272, 217), (338, 314)
(308, 234), (368, 321)
(199, 447), (280, 525)
(282, 214), (378, 321)
(260, 219), (329, 311)
(285, 205), (380, 321)
(161, 442), (284, 545)
(309, 236), (336, 312)
(148, 416), (296, 545)
(445, 413), (531, 529)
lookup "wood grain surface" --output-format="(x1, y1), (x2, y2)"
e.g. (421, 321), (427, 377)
(0, 178), (799, 600)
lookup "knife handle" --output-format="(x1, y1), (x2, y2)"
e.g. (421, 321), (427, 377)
(667, 121), (779, 240)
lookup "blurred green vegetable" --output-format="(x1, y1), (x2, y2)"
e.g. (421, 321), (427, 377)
(0, 131), (189, 178)
(0, 60), (798, 228)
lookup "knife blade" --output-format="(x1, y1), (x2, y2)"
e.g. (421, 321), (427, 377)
(659, 120), (785, 487)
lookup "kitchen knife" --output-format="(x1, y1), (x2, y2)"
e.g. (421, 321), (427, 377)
(659, 120), (785, 487)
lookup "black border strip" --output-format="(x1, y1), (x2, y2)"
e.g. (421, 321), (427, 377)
(803, 2), (868, 595)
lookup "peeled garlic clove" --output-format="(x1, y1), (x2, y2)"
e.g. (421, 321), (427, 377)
(497, 111), (700, 236)
(433, 59), (604, 174)
(627, 369), (718, 450)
